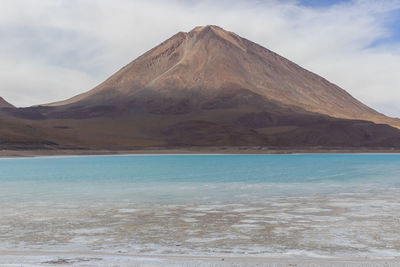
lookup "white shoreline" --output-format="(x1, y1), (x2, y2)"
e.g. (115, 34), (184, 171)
(2, 146), (400, 159)
(1, 151), (400, 160)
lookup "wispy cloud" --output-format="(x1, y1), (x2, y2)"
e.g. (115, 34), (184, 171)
(0, 0), (399, 117)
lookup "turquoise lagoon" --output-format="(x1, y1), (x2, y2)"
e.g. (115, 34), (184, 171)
(1, 154), (400, 259)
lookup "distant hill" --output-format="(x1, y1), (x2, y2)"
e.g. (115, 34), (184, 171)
(0, 97), (14, 108)
(2, 25), (400, 150)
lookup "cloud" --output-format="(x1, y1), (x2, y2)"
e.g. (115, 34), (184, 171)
(0, 0), (399, 117)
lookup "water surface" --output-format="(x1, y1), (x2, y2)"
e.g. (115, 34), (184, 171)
(1, 154), (400, 259)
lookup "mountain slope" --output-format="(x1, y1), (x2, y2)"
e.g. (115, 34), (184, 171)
(46, 25), (400, 129)
(1, 25), (400, 150)
(0, 97), (14, 108)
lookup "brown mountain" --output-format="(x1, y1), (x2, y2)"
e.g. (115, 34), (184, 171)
(46, 25), (400, 128)
(2, 25), (400, 150)
(0, 97), (14, 108)
(0, 97), (59, 149)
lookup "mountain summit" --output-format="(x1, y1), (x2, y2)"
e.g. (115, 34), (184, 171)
(2, 25), (400, 149)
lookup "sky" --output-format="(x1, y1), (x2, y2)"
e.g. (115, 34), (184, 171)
(0, 0), (400, 117)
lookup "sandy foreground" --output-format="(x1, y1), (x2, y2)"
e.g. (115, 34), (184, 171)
(0, 251), (399, 267)
(1, 147), (400, 158)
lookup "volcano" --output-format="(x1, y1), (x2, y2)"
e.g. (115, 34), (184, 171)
(2, 25), (400, 149)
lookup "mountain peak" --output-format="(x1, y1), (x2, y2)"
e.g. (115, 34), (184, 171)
(189, 25), (224, 32)
(188, 25), (245, 49)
